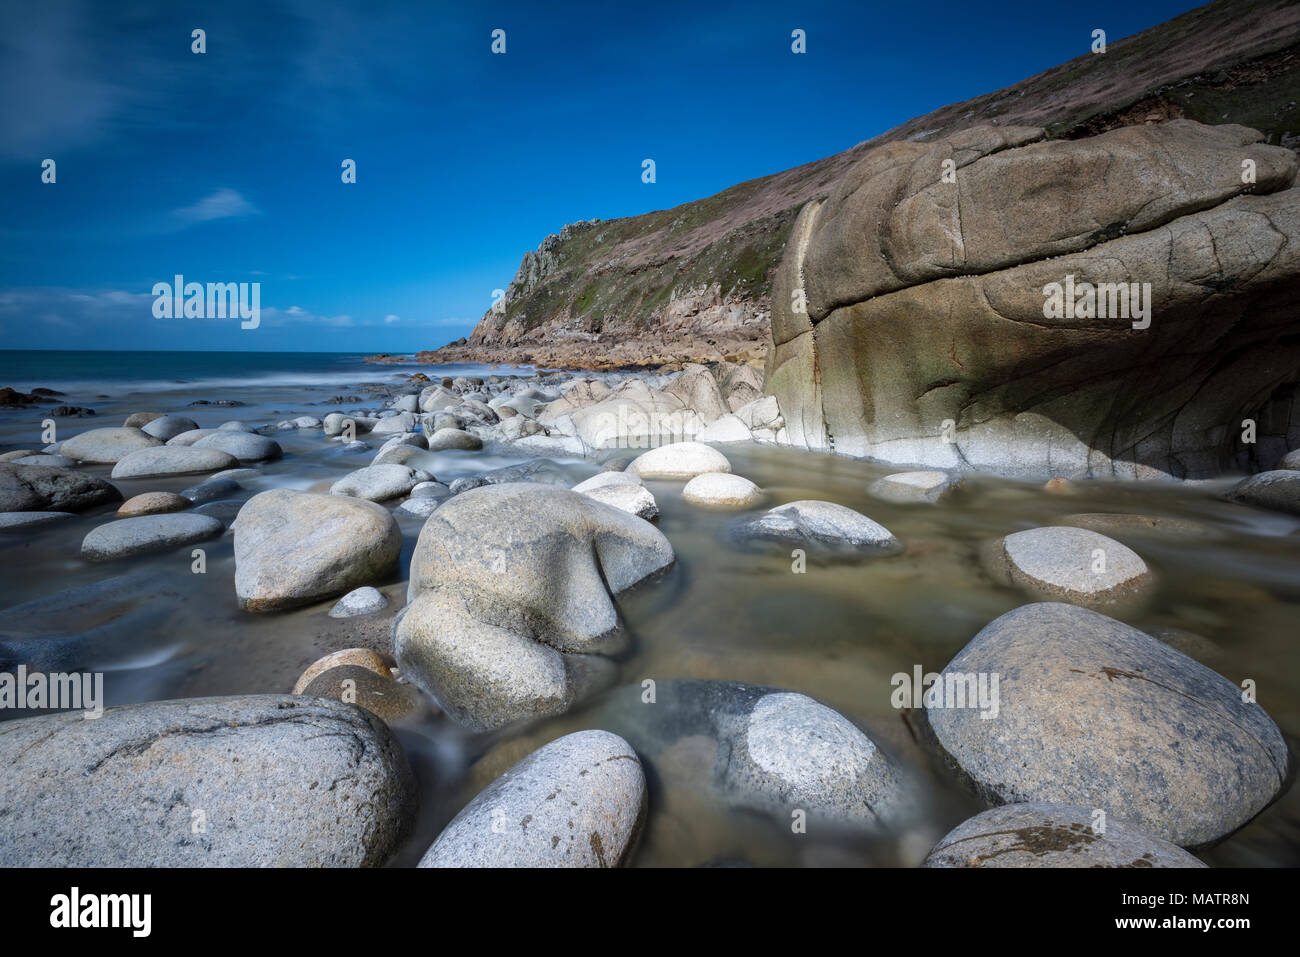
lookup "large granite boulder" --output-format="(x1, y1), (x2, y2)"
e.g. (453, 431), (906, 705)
(234, 489), (401, 611)
(766, 121), (1300, 478)
(927, 603), (1289, 847)
(392, 483), (674, 731)
(0, 695), (416, 866)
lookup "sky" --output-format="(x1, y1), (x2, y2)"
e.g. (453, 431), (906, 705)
(0, 0), (1204, 353)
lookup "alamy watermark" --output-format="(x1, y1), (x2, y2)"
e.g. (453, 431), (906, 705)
(152, 274), (260, 329)
(1042, 274), (1151, 329)
(0, 666), (103, 718)
(891, 665), (1000, 719)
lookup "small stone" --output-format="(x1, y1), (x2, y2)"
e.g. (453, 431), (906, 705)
(117, 491), (191, 517)
(329, 586), (389, 618)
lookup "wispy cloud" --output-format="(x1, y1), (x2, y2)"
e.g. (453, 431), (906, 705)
(172, 189), (261, 226)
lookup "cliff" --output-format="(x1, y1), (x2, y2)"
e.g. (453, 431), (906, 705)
(422, 0), (1300, 372)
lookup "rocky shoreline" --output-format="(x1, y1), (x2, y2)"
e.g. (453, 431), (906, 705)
(1, 360), (1298, 867)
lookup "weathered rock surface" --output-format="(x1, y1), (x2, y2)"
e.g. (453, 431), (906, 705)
(927, 603), (1289, 847)
(733, 500), (900, 555)
(420, 731), (646, 867)
(766, 120), (1300, 479)
(923, 803), (1206, 868)
(0, 462), (121, 512)
(234, 489), (401, 611)
(580, 482), (659, 520)
(0, 695), (416, 866)
(393, 483), (674, 731)
(869, 471), (961, 504)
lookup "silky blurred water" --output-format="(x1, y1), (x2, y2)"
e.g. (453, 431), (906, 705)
(1, 357), (1298, 867)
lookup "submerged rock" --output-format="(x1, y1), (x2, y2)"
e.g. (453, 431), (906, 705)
(292, 648), (393, 693)
(922, 804), (1206, 868)
(234, 489), (401, 612)
(300, 666), (425, 725)
(81, 513), (222, 561)
(927, 603), (1289, 847)
(1224, 470), (1300, 515)
(393, 483), (674, 731)
(869, 470), (961, 504)
(0, 511), (76, 531)
(732, 500), (900, 554)
(0, 695), (416, 866)
(181, 476), (242, 505)
(420, 731), (646, 867)
(987, 525), (1153, 610)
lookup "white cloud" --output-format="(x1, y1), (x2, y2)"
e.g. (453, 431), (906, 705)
(172, 189), (261, 225)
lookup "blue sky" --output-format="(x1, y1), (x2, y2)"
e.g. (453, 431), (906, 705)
(0, 0), (1202, 353)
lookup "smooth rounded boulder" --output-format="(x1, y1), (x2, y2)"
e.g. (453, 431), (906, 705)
(329, 585), (388, 618)
(923, 804), (1206, 868)
(0, 462), (122, 512)
(234, 489), (401, 611)
(393, 483), (675, 731)
(81, 513), (223, 561)
(717, 690), (911, 828)
(732, 500), (900, 554)
(140, 414), (199, 441)
(60, 427), (163, 464)
(117, 491), (191, 517)
(330, 464), (419, 502)
(682, 472), (764, 509)
(426, 427), (483, 452)
(420, 731), (646, 867)
(927, 603), (1289, 847)
(627, 441), (731, 479)
(193, 431), (283, 463)
(110, 446), (240, 479)
(988, 525), (1153, 610)
(1225, 470), (1300, 516)
(0, 695), (416, 866)
(869, 470), (961, 504)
